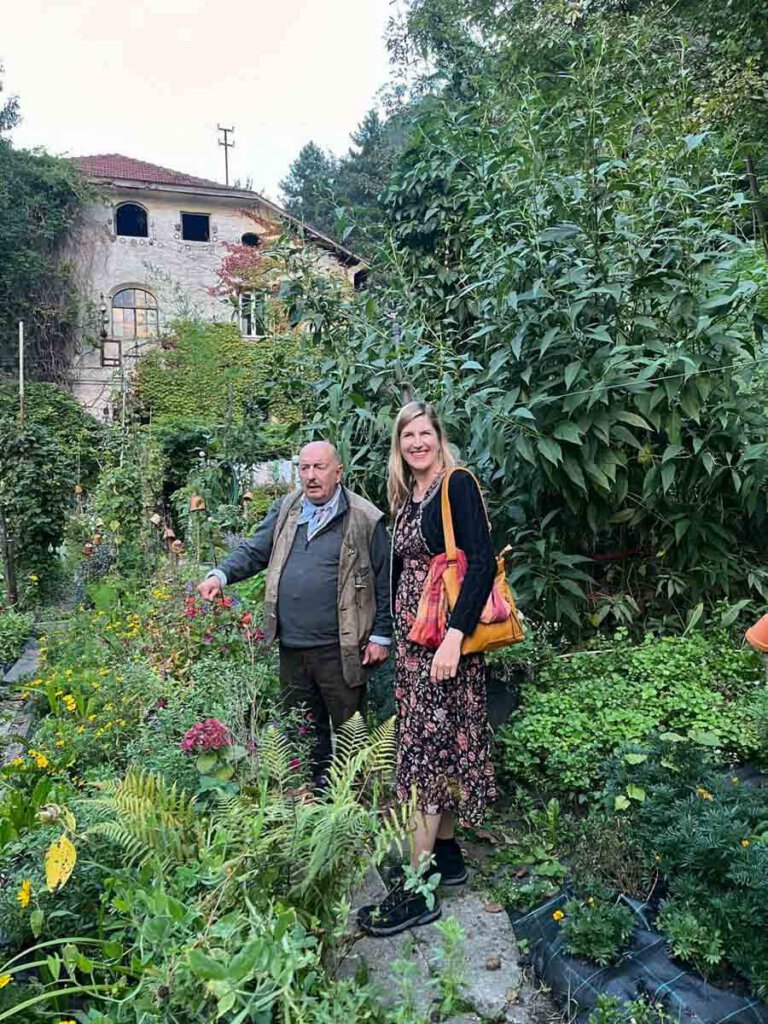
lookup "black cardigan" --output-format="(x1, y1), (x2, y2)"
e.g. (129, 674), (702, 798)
(392, 469), (497, 636)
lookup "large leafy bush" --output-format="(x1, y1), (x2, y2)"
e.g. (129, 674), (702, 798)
(293, 21), (768, 633)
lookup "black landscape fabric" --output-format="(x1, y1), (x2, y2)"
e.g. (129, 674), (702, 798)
(510, 892), (768, 1024)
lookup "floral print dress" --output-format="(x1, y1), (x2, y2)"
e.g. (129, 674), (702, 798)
(393, 477), (498, 825)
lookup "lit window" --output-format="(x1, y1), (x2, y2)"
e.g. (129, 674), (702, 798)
(238, 291), (266, 338)
(112, 288), (159, 340)
(181, 213), (210, 241)
(241, 232), (260, 247)
(115, 203), (148, 238)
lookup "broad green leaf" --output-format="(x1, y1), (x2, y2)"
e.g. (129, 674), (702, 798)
(626, 784), (646, 802)
(538, 437), (563, 465)
(614, 795), (630, 811)
(624, 753), (648, 765)
(553, 422), (582, 444)
(564, 361), (581, 391)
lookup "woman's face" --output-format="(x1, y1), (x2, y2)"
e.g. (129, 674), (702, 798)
(399, 414), (440, 475)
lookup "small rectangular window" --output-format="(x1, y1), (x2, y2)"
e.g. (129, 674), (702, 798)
(181, 212), (210, 242)
(101, 338), (121, 367)
(238, 291), (266, 338)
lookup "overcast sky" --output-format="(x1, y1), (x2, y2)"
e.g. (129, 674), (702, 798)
(3, 0), (396, 200)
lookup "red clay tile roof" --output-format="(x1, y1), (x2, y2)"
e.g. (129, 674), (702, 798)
(72, 153), (224, 188)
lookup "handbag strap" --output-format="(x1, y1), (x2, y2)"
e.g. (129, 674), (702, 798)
(440, 467), (491, 567)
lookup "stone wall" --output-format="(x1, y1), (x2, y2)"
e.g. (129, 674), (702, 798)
(68, 186), (355, 417)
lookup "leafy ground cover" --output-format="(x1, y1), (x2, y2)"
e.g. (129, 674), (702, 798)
(0, 568), (440, 1023)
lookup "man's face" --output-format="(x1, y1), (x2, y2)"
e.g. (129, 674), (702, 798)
(298, 443), (343, 505)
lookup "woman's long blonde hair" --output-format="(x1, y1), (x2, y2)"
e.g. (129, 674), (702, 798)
(387, 401), (456, 513)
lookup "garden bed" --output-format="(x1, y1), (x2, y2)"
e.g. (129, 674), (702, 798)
(510, 891), (768, 1024)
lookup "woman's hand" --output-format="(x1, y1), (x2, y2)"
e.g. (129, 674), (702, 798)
(431, 628), (464, 682)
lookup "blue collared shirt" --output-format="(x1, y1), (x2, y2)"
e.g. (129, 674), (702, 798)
(296, 485), (343, 541)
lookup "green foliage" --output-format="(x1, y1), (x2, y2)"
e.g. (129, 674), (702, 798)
(290, 10), (768, 633)
(133, 319), (306, 430)
(495, 631), (764, 794)
(0, 382), (104, 486)
(560, 897), (636, 966)
(0, 606), (33, 664)
(601, 739), (768, 997)
(0, 422), (73, 582)
(587, 994), (670, 1024)
(0, 86), (90, 380)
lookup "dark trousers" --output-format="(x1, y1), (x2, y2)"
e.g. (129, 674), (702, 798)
(279, 643), (365, 780)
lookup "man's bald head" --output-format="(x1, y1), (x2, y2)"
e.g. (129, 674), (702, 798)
(299, 440), (341, 466)
(298, 441), (344, 505)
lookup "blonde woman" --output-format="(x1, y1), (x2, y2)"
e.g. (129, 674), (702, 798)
(358, 402), (498, 936)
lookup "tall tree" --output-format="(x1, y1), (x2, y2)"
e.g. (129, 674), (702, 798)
(279, 141), (338, 237)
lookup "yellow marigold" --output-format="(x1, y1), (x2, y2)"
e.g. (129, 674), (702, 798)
(17, 878), (31, 909)
(741, 839), (750, 848)
(552, 909), (565, 922)
(76, 726), (85, 734)
(0, 974), (11, 988)
(35, 754), (49, 769)
(87, 714), (96, 722)
(27, 574), (39, 582)
(55, 740), (64, 748)
(696, 787), (714, 801)
(10, 757), (24, 768)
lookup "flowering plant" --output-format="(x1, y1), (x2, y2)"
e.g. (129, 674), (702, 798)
(181, 718), (244, 791)
(180, 718), (231, 753)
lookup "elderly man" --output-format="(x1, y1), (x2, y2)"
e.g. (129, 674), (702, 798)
(198, 441), (391, 780)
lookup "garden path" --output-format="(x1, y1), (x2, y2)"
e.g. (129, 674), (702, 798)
(341, 866), (555, 1023)
(0, 639), (38, 765)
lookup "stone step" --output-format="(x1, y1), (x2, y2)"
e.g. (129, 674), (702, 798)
(340, 867), (540, 1022)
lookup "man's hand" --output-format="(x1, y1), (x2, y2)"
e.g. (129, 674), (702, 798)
(197, 576), (223, 602)
(362, 641), (390, 667)
(430, 628), (463, 682)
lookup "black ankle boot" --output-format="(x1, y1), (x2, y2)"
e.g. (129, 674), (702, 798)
(357, 878), (441, 937)
(432, 837), (468, 886)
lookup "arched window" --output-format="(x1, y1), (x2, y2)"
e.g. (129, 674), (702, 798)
(115, 203), (148, 238)
(241, 232), (260, 247)
(112, 288), (158, 340)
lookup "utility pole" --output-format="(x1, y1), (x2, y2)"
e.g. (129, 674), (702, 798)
(217, 125), (235, 186)
(18, 321), (24, 425)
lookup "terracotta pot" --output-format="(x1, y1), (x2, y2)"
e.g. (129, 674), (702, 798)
(92, 534), (102, 546)
(170, 539), (184, 555)
(189, 494), (206, 512)
(745, 613), (768, 652)
(82, 543), (94, 557)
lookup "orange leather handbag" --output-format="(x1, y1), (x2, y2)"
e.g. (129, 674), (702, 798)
(441, 468), (525, 655)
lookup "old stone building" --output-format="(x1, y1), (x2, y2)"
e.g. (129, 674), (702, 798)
(67, 154), (363, 416)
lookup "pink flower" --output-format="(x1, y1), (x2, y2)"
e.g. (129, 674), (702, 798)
(298, 726), (308, 737)
(180, 718), (232, 753)
(289, 757), (301, 772)
(203, 635), (214, 644)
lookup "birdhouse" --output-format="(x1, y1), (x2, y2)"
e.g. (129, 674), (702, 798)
(189, 495), (206, 512)
(149, 513), (162, 526)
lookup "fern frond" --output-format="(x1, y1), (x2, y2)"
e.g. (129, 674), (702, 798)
(85, 769), (199, 869)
